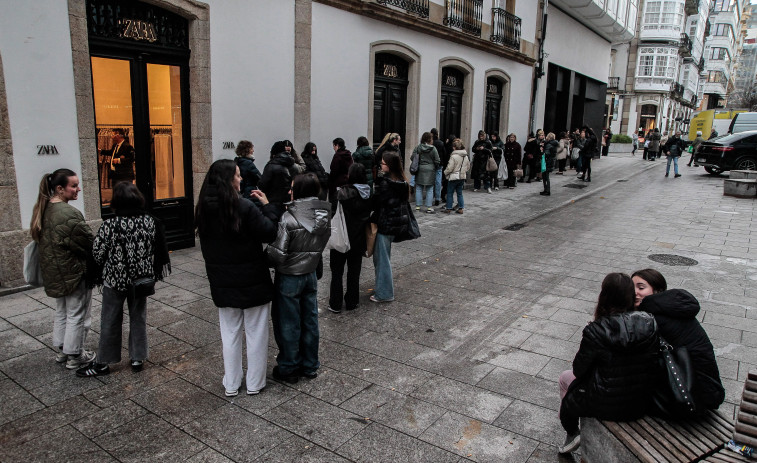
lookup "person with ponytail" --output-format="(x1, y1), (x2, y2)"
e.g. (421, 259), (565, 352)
(31, 169), (96, 370)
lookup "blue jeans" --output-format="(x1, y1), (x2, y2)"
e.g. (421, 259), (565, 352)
(372, 233), (395, 301)
(666, 155), (679, 175)
(446, 179), (465, 210)
(434, 168), (443, 201)
(271, 272), (319, 376)
(415, 184), (433, 208)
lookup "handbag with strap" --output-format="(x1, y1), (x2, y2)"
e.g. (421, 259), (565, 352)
(394, 203), (420, 243)
(485, 155), (498, 172)
(325, 201), (350, 253)
(409, 150), (420, 175)
(116, 218), (156, 298)
(652, 337), (696, 419)
(364, 222), (378, 258)
(448, 157), (465, 181)
(497, 156), (508, 181)
(23, 241), (44, 287)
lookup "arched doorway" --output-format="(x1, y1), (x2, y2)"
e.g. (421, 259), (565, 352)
(639, 103), (658, 135)
(439, 67), (465, 142)
(87, 0), (195, 248)
(373, 52), (409, 161)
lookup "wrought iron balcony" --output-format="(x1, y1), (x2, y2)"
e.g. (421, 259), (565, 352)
(444, 0), (483, 37)
(608, 76), (620, 90)
(376, 0), (429, 18)
(671, 82), (685, 98)
(679, 33), (693, 57)
(490, 8), (521, 50)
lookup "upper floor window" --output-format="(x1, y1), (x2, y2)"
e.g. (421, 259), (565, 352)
(689, 20), (697, 37)
(707, 70), (724, 83)
(710, 47), (730, 60)
(643, 1), (684, 31)
(712, 23), (734, 44)
(712, 0), (735, 11)
(638, 47), (678, 78)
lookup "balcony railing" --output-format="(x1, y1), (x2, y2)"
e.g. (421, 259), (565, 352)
(608, 76), (620, 89)
(444, 0), (483, 37)
(679, 33), (693, 57)
(490, 8), (521, 50)
(376, 0), (429, 18)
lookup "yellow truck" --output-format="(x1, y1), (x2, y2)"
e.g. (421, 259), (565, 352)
(688, 109), (746, 140)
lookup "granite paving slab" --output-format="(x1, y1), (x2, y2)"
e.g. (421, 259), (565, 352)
(411, 375), (513, 423)
(337, 422), (460, 463)
(131, 377), (227, 426)
(0, 424), (116, 462)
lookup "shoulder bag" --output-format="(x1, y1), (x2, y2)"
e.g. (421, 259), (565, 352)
(409, 151), (420, 175)
(448, 158), (464, 181)
(325, 201), (350, 253)
(23, 241), (44, 287)
(485, 155), (498, 172)
(497, 156), (508, 181)
(394, 203), (420, 243)
(652, 337), (696, 419)
(116, 218), (156, 298)
(364, 222), (378, 258)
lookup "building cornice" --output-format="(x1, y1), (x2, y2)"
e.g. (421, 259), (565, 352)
(313, 0), (536, 66)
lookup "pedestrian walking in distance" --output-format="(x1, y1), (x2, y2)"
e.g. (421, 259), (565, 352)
(30, 169), (96, 370)
(541, 132), (558, 196)
(663, 130), (684, 178)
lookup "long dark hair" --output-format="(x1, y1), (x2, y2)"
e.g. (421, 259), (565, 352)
(30, 168), (77, 241)
(194, 159), (240, 234)
(111, 182), (145, 216)
(632, 269), (667, 293)
(594, 273), (635, 319)
(382, 151), (405, 182)
(303, 142), (317, 158)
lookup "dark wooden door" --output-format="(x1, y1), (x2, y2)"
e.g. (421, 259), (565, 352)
(440, 67), (465, 141)
(373, 53), (409, 154)
(485, 77), (503, 134)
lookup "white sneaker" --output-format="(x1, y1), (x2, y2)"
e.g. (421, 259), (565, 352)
(65, 350), (96, 370)
(487, 188), (493, 194)
(558, 431), (581, 454)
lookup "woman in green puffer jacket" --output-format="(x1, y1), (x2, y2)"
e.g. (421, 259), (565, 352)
(352, 136), (374, 188)
(30, 169), (96, 371)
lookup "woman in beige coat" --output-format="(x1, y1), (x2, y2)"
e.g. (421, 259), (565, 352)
(442, 138), (471, 214)
(556, 132), (571, 174)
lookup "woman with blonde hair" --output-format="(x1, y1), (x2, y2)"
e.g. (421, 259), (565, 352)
(442, 138), (470, 213)
(31, 169), (96, 370)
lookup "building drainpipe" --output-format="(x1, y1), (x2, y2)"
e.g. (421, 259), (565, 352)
(530, 0), (548, 134)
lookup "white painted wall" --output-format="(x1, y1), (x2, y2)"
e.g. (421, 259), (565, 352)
(310, 3), (533, 169)
(534, 6), (612, 131)
(0, 0), (83, 226)
(207, 0), (295, 161)
(517, 0), (539, 44)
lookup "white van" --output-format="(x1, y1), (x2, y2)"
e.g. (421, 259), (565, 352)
(728, 112), (757, 134)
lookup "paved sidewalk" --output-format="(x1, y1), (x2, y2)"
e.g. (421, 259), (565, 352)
(1, 146), (755, 462)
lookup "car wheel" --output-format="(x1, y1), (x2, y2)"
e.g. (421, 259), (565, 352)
(704, 166), (724, 175)
(734, 156), (757, 171)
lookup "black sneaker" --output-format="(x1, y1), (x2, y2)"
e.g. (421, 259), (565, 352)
(300, 370), (318, 379)
(272, 366), (299, 384)
(345, 304), (359, 311)
(76, 363), (110, 377)
(131, 360), (144, 372)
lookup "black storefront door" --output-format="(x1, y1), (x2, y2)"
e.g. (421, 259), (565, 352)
(440, 67), (464, 142)
(88, 0), (194, 249)
(373, 53), (408, 156)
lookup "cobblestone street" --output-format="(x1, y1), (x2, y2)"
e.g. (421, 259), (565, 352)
(1, 146), (756, 462)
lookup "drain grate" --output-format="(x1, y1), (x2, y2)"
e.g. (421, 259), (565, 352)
(564, 183), (588, 189)
(647, 254), (699, 266)
(503, 223), (526, 231)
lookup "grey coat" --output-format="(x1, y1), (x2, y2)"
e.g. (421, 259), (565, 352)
(412, 143), (440, 186)
(267, 197), (331, 275)
(647, 132), (661, 153)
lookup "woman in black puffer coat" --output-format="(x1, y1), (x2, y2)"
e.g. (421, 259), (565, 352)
(633, 269), (725, 413)
(195, 159), (282, 397)
(301, 142), (329, 201)
(260, 141), (297, 210)
(557, 273), (660, 455)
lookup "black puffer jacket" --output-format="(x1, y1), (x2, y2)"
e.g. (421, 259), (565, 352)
(372, 176), (410, 236)
(235, 156), (262, 198)
(302, 152), (329, 201)
(260, 152), (295, 206)
(580, 133), (598, 157)
(198, 187), (282, 309)
(543, 139), (559, 173)
(563, 311), (660, 421)
(337, 184), (372, 254)
(639, 290), (725, 410)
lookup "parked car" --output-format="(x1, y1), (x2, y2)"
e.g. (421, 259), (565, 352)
(694, 130), (757, 175)
(728, 112), (757, 135)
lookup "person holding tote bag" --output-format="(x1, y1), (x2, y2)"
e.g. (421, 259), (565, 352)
(30, 169), (96, 371)
(370, 150), (411, 303)
(328, 164), (372, 313)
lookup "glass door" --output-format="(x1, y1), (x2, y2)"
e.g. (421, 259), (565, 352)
(90, 54), (194, 248)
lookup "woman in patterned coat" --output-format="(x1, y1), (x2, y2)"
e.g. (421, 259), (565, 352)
(76, 182), (170, 377)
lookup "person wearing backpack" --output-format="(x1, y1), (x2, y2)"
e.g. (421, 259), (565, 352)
(663, 130), (684, 178)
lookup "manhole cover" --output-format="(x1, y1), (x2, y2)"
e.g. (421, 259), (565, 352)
(564, 183), (588, 189)
(647, 254), (699, 266)
(503, 223), (526, 231)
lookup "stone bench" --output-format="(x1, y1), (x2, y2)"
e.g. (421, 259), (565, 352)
(724, 179), (757, 198)
(580, 410), (745, 463)
(730, 170), (757, 180)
